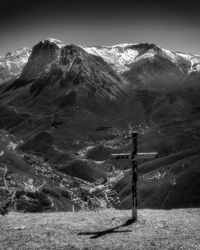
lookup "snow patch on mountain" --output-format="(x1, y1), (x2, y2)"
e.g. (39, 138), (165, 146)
(6, 47), (31, 69)
(162, 49), (178, 62)
(83, 44), (173, 73)
(0, 47), (31, 83)
(82, 44), (139, 73)
(112, 43), (135, 48)
(46, 38), (65, 48)
(83, 43), (200, 75)
(176, 52), (200, 73)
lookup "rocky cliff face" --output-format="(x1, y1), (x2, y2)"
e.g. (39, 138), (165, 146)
(3, 40), (125, 112)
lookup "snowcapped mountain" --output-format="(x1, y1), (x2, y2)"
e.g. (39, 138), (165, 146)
(1, 38), (200, 86)
(1, 38), (200, 128)
(82, 44), (139, 73)
(82, 42), (200, 91)
(1, 38), (200, 123)
(7, 40), (124, 105)
(0, 38), (199, 135)
(83, 43), (200, 76)
(0, 47), (31, 83)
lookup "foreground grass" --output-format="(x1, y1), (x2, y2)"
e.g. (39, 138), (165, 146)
(0, 209), (200, 250)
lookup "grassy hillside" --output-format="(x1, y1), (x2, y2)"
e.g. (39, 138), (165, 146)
(0, 209), (200, 249)
(114, 149), (200, 209)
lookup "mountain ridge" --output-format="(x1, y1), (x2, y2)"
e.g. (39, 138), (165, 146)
(1, 38), (200, 84)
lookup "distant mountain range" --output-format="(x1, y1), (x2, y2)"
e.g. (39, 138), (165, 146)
(1, 38), (200, 135)
(0, 38), (200, 212)
(1, 38), (200, 84)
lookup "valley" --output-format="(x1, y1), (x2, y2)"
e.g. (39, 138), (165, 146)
(0, 38), (200, 213)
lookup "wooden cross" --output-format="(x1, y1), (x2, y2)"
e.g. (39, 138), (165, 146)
(111, 132), (158, 221)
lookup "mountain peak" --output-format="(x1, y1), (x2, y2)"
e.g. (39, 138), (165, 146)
(46, 38), (65, 48)
(20, 40), (61, 81)
(112, 43), (134, 48)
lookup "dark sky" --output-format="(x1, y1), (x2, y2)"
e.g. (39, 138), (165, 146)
(1, 0), (200, 55)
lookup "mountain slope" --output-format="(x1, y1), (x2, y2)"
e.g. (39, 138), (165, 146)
(84, 43), (199, 91)
(0, 48), (31, 84)
(83, 43), (199, 76)
(113, 147), (200, 209)
(0, 39), (127, 159)
(0, 129), (112, 212)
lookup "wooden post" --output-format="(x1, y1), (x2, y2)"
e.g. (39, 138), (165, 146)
(132, 132), (138, 220)
(110, 132), (158, 221)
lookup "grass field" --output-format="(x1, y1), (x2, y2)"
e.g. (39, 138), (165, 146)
(0, 209), (200, 250)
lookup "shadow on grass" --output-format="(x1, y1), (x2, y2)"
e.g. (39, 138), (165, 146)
(78, 218), (136, 239)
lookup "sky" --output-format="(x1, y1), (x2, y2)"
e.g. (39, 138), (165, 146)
(0, 0), (200, 55)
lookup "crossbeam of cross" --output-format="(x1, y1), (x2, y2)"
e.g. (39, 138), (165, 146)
(111, 132), (158, 221)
